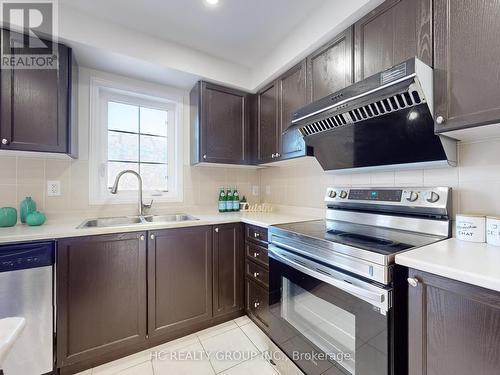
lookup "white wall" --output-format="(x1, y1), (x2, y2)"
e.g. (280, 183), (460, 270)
(58, 4), (253, 90)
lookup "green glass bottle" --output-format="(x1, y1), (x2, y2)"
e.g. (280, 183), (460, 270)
(218, 187), (226, 213)
(226, 187), (234, 212)
(233, 187), (240, 211)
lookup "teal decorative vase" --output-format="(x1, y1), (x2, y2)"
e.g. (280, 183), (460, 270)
(0, 207), (17, 227)
(26, 211), (46, 226)
(20, 197), (37, 224)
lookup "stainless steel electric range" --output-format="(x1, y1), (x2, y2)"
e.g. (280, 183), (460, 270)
(267, 187), (452, 375)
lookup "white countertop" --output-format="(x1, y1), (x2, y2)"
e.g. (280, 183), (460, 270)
(396, 238), (500, 293)
(0, 210), (321, 245)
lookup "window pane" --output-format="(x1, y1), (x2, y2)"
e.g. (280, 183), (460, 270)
(140, 164), (168, 191)
(107, 162), (139, 190)
(140, 135), (167, 163)
(140, 107), (168, 136)
(108, 131), (139, 162)
(108, 101), (139, 133)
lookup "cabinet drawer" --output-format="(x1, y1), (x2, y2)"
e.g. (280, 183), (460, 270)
(245, 225), (268, 245)
(245, 278), (269, 330)
(245, 242), (268, 267)
(246, 260), (269, 287)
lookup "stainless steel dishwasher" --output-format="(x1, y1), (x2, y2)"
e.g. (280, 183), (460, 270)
(0, 241), (54, 375)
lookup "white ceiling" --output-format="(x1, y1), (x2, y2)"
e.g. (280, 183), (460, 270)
(60, 0), (328, 68)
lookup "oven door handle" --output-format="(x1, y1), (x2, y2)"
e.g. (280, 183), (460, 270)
(269, 246), (389, 310)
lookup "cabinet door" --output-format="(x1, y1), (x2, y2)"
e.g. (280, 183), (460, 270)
(354, 0), (432, 81)
(408, 269), (500, 375)
(257, 82), (279, 163)
(434, 0), (500, 132)
(201, 82), (248, 164)
(56, 233), (147, 368)
(213, 223), (244, 317)
(0, 30), (71, 153)
(307, 27), (354, 102)
(148, 226), (213, 338)
(277, 61), (308, 160)
(245, 278), (269, 331)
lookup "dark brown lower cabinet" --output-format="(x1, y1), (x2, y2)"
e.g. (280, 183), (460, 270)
(244, 224), (270, 331)
(213, 223), (244, 317)
(56, 224), (246, 374)
(148, 226), (213, 337)
(408, 268), (500, 375)
(56, 233), (147, 369)
(245, 278), (270, 330)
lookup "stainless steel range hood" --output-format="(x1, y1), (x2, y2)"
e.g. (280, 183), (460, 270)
(288, 58), (457, 172)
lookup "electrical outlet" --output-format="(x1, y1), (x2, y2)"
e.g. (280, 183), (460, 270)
(266, 185), (271, 195)
(252, 185), (260, 196)
(47, 181), (61, 197)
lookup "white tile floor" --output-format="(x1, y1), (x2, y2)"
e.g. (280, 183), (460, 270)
(76, 315), (302, 375)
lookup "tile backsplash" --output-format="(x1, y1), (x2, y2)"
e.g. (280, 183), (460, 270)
(260, 138), (500, 218)
(0, 156), (260, 216)
(2, 138), (499, 218)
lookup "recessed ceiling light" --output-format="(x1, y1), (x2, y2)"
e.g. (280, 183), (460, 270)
(205, 0), (219, 6)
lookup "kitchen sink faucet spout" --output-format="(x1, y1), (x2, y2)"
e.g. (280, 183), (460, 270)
(110, 170), (153, 217)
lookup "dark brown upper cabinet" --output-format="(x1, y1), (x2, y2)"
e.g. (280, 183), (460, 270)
(277, 60), (310, 161)
(213, 223), (244, 318)
(190, 81), (250, 165)
(56, 233), (147, 368)
(434, 0), (500, 134)
(354, 0), (432, 82)
(0, 29), (77, 156)
(257, 81), (279, 163)
(307, 27), (354, 102)
(147, 226), (213, 338)
(408, 268), (500, 375)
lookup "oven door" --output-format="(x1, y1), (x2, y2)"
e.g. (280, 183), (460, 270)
(268, 245), (392, 375)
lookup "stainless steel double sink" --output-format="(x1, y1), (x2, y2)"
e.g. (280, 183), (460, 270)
(77, 214), (199, 229)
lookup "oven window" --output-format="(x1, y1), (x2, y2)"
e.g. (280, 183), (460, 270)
(282, 277), (356, 374)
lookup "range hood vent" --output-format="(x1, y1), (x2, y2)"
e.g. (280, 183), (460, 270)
(300, 83), (424, 137)
(289, 58), (457, 172)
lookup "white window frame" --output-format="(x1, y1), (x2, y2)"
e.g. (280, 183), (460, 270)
(89, 76), (184, 205)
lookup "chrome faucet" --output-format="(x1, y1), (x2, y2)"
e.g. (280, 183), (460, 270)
(110, 170), (153, 217)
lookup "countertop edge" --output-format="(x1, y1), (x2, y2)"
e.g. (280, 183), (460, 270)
(396, 239), (500, 293)
(0, 213), (321, 245)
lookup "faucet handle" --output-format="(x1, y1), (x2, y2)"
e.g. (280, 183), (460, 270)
(144, 199), (153, 209)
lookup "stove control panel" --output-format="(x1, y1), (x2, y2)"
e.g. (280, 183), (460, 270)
(325, 187), (450, 210)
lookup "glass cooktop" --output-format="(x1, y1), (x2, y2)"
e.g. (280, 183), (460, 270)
(273, 220), (440, 256)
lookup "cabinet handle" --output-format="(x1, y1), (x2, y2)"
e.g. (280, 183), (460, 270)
(276, 153), (281, 158)
(215, 227), (219, 233)
(253, 252), (259, 258)
(203, 154), (207, 160)
(253, 301), (260, 308)
(253, 232), (260, 238)
(407, 277), (419, 288)
(150, 234), (155, 240)
(1, 139), (9, 145)
(436, 116), (445, 125)
(271, 153), (275, 159)
(140, 235), (145, 241)
(253, 272), (260, 278)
